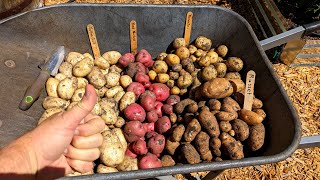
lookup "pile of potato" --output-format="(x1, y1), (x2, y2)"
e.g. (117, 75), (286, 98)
(39, 35), (266, 174)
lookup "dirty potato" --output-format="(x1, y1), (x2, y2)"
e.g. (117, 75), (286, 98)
(55, 73), (67, 81)
(105, 72), (121, 88)
(87, 67), (107, 89)
(119, 92), (136, 111)
(66, 52), (84, 66)
(72, 88), (85, 102)
(201, 65), (217, 81)
(102, 51), (121, 65)
(119, 75), (132, 88)
(42, 97), (69, 110)
(231, 119), (249, 141)
(72, 57), (94, 77)
(226, 57), (244, 72)
(181, 143), (201, 164)
(176, 47), (190, 60)
(216, 45), (228, 57)
(59, 62), (73, 77)
(214, 63), (227, 78)
(46, 77), (60, 97)
(173, 38), (186, 49)
(195, 36), (212, 51)
(202, 78), (233, 99)
(57, 77), (78, 100)
(77, 78), (88, 89)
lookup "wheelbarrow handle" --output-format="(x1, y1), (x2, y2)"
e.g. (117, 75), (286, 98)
(303, 21), (320, 36)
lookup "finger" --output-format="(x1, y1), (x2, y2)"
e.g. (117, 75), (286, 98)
(76, 117), (105, 137)
(66, 158), (94, 173)
(65, 145), (100, 161)
(61, 85), (97, 130)
(72, 133), (103, 149)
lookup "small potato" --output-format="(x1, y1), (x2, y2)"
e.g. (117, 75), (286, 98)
(225, 72), (241, 79)
(194, 49), (206, 58)
(195, 36), (212, 51)
(46, 78), (60, 97)
(198, 56), (211, 67)
(59, 62), (73, 77)
(231, 119), (249, 141)
(156, 74), (170, 83)
(102, 51), (122, 65)
(210, 137), (221, 149)
(96, 87), (107, 98)
(216, 111), (238, 121)
(216, 45), (228, 57)
(161, 155), (175, 167)
(252, 98), (263, 109)
(119, 92), (136, 112)
(109, 65), (123, 74)
(73, 57), (94, 77)
(106, 86), (123, 98)
(229, 79), (245, 93)
(55, 73), (67, 81)
(148, 70), (157, 81)
(153, 60), (168, 73)
(97, 164), (118, 174)
(77, 78), (88, 89)
(214, 63), (227, 78)
(173, 38), (186, 49)
(171, 86), (180, 95)
(185, 63), (195, 74)
(119, 75), (132, 88)
(57, 77), (78, 100)
(83, 53), (94, 60)
(169, 71), (179, 80)
(105, 72), (121, 88)
(195, 131), (212, 161)
(66, 52), (84, 66)
(157, 52), (168, 61)
(184, 118), (201, 142)
(172, 64), (182, 72)
(93, 56), (110, 70)
(253, 108), (266, 120)
(226, 57), (244, 72)
(165, 139), (180, 155)
(166, 80), (175, 88)
(117, 155), (138, 171)
(247, 123), (265, 151)
(219, 121), (232, 132)
(181, 143), (201, 164)
(43, 97), (69, 110)
(71, 88), (85, 102)
(38, 108), (63, 125)
(201, 65), (217, 81)
(115, 117), (125, 128)
(171, 124), (185, 142)
(114, 91), (125, 102)
(175, 47), (190, 60)
(188, 45), (197, 55)
(177, 73), (193, 89)
(206, 51), (219, 64)
(190, 55), (197, 62)
(92, 102), (102, 116)
(239, 109), (264, 125)
(165, 54), (180, 66)
(101, 105), (118, 125)
(207, 99), (221, 111)
(87, 67), (107, 89)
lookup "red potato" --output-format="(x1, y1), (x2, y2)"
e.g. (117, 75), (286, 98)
(149, 83), (170, 101)
(125, 145), (138, 158)
(127, 82), (145, 98)
(131, 139), (148, 155)
(146, 131), (158, 139)
(143, 122), (155, 132)
(166, 95), (181, 106)
(140, 90), (157, 111)
(118, 53), (135, 67)
(155, 101), (163, 117)
(147, 133), (165, 154)
(126, 62), (147, 78)
(136, 49), (154, 68)
(155, 116), (171, 134)
(124, 103), (146, 122)
(139, 153), (162, 169)
(144, 81), (152, 88)
(135, 72), (150, 85)
(124, 121), (146, 142)
(162, 104), (173, 115)
(146, 110), (159, 122)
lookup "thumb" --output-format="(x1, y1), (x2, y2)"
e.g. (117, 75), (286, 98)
(60, 84), (97, 130)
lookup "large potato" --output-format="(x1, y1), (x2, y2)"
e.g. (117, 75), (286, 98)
(94, 56), (110, 70)
(119, 92), (136, 111)
(66, 52), (84, 66)
(46, 77), (60, 97)
(102, 51), (122, 65)
(43, 97), (70, 110)
(59, 62), (73, 77)
(77, 78), (88, 89)
(87, 67), (107, 89)
(38, 108), (63, 125)
(57, 77), (78, 100)
(105, 72), (121, 88)
(72, 57), (94, 77)
(71, 88), (85, 102)
(206, 51), (219, 64)
(117, 156), (138, 171)
(202, 78), (233, 99)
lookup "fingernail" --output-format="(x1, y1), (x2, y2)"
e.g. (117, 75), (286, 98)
(74, 129), (80, 135)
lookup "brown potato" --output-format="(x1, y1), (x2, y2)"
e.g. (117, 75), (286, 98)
(207, 99), (221, 111)
(161, 155), (175, 167)
(188, 45), (197, 54)
(247, 123), (265, 151)
(171, 124), (185, 142)
(176, 47), (190, 60)
(172, 64), (183, 72)
(229, 79), (245, 93)
(209, 137), (221, 149)
(238, 109), (264, 125)
(216, 45), (228, 57)
(252, 98), (263, 109)
(181, 143), (201, 164)
(226, 57), (244, 72)
(216, 111), (238, 121)
(166, 80), (175, 88)
(219, 121), (232, 132)
(206, 51), (219, 64)
(220, 132), (244, 160)
(184, 118), (201, 142)
(231, 119), (249, 141)
(173, 38), (186, 49)
(174, 98), (197, 114)
(202, 78), (233, 99)
(165, 139), (180, 155)
(253, 108), (266, 120)
(157, 52), (167, 61)
(195, 36), (212, 51)
(169, 71), (179, 80)
(198, 108), (220, 138)
(221, 97), (241, 112)
(225, 72), (241, 79)
(177, 73), (193, 89)
(169, 113), (177, 124)
(214, 63), (227, 78)
(201, 65), (217, 81)
(195, 131), (212, 161)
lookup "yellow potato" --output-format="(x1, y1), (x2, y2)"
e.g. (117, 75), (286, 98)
(171, 86), (180, 95)
(188, 45), (197, 55)
(202, 78), (233, 99)
(225, 72), (241, 79)
(206, 51), (219, 64)
(114, 91), (125, 103)
(46, 77), (60, 97)
(156, 52), (167, 61)
(175, 47), (190, 60)
(153, 60), (168, 73)
(58, 62), (73, 77)
(198, 56), (211, 67)
(177, 73), (193, 89)
(117, 156), (138, 171)
(190, 55), (197, 62)
(55, 73), (67, 81)
(167, 80), (175, 88)
(226, 57), (244, 72)
(165, 54), (180, 66)
(106, 86), (123, 98)
(194, 49), (206, 58)
(77, 78), (88, 89)
(97, 164), (118, 174)
(201, 65), (217, 81)
(156, 73), (170, 83)
(92, 102), (102, 116)
(83, 53), (94, 61)
(214, 63), (227, 78)
(112, 128), (127, 151)
(71, 88), (85, 102)
(72, 57), (94, 77)
(119, 92), (136, 111)
(195, 36), (212, 51)
(115, 117), (125, 128)
(38, 108), (63, 125)
(109, 65), (123, 74)
(42, 96), (69, 110)
(57, 77), (78, 100)
(216, 45), (228, 57)
(148, 70), (157, 81)
(101, 105), (117, 125)
(66, 52), (84, 66)
(94, 56), (110, 70)
(173, 38), (186, 49)
(102, 51), (122, 65)
(119, 75), (132, 88)
(105, 72), (121, 88)
(87, 67), (107, 89)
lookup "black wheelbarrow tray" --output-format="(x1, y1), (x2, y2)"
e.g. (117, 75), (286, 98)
(0, 4), (301, 179)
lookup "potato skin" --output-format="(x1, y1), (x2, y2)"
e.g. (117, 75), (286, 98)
(253, 108), (266, 120)
(219, 121), (232, 132)
(177, 73), (193, 89)
(207, 99), (221, 111)
(229, 79), (245, 93)
(165, 139), (180, 155)
(173, 38), (186, 49)
(181, 143), (201, 164)
(77, 77), (88, 89)
(46, 77), (60, 97)
(171, 124), (185, 142)
(161, 155), (175, 167)
(87, 67), (106, 89)
(153, 60), (168, 73)
(176, 47), (190, 60)
(101, 105), (118, 125)
(226, 57), (244, 72)
(216, 45), (228, 57)
(184, 118), (201, 142)
(73, 57), (94, 77)
(216, 111), (238, 121)
(66, 52), (84, 66)
(202, 78), (233, 99)
(119, 92), (136, 112)
(195, 36), (212, 51)
(195, 131), (212, 161)
(214, 63), (227, 78)
(221, 97), (241, 112)
(120, 75), (132, 88)
(102, 51), (121, 65)
(97, 164), (118, 173)
(105, 72), (121, 88)
(71, 88), (85, 102)
(57, 77), (78, 100)
(116, 155), (138, 171)
(59, 62), (73, 77)
(231, 119), (249, 141)
(209, 137), (221, 149)
(252, 98), (263, 109)
(238, 109), (264, 125)
(165, 54), (180, 66)
(225, 72), (241, 79)
(247, 123), (265, 151)
(198, 109), (220, 138)
(220, 132), (244, 160)
(201, 65), (217, 81)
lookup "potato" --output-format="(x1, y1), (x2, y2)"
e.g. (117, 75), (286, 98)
(92, 102), (102, 116)
(226, 57), (244, 72)
(83, 53), (94, 60)
(221, 97), (241, 112)
(198, 56), (211, 67)
(253, 108), (266, 120)
(161, 155), (175, 167)
(172, 64), (182, 72)
(105, 86), (123, 98)
(198, 108), (220, 138)
(174, 98), (197, 114)
(87, 67), (106, 89)
(119, 92), (136, 111)
(96, 87), (107, 98)
(38, 108), (63, 125)
(101, 104), (118, 125)
(165, 54), (180, 66)
(229, 79), (245, 93)
(195, 131), (212, 161)
(119, 75), (132, 88)
(190, 55), (197, 62)
(216, 45), (228, 57)
(97, 164), (118, 173)
(231, 119), (249, 141)
(210, 137), (221, 149)
(55, 73), (67, 81)
(171, 86), (180, 95)
(72, 57), (94, 77)
(201, 65), (217, 81)
(42, 96), (69, 110)
(100, 130), (126, 167)
(112, 128), (127, 150)
(220, 132), (244, 160)
(117, 155), (138, 171)
(247, 123), (265, 151)
(105, 72), (121, 88)
(114, 91), (125, 102)
(46, 78), (60, 97)
(219, 121), (232, 132)
(188, 45), (197, 55)
(184, 118), (201, 142)
(70, 88), (85, 102)
(77, 78), (88, 89)
(214, 63), (227, 78)
(102, 51), (122, 65)
(171, 124), (185, 142)
(115, 117), (125, 128)
(66, 52), (84, 66)
(176, 47), (190, 59)
(216, 111), (238, 121)
(252, 98), (263, 109)
(194, 49), (206, 58)
(169, 72), (179, 80)
(156, 73), (170, 83)
(59, 62), (73, 77)
(238, 109), (264, 125)
(207, 99), (221, 111)
(109, 64), (123, 74)
(157, 52), (168, 61)
(173, 38), (186, 49)
(206, 51), (219, 64)
(166, 80), (175, 88)
(195, 36), (212, 51)
(177, 73), (193, 89)
(147, 70), (157, 81)
(153, 60), (168, 73)
(165, 139), (180, 155)
(57, 77), (78, 100)
(225, 72), (241, 79)
(181, 143), (201, 164)
(202, 78), (233, 99)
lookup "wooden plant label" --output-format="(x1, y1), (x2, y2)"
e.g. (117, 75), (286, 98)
(184, 12), (193, 45)
(87, 24), (101, 60)
(243, 70), (256, 110)
(130, 20), (138, 55)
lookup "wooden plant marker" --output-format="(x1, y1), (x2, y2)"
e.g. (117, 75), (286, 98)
(184, 12), (193, 45)
(130, 20), (138, 55)
(243, 70), (256, 110)
(87, 24), (101, 60)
